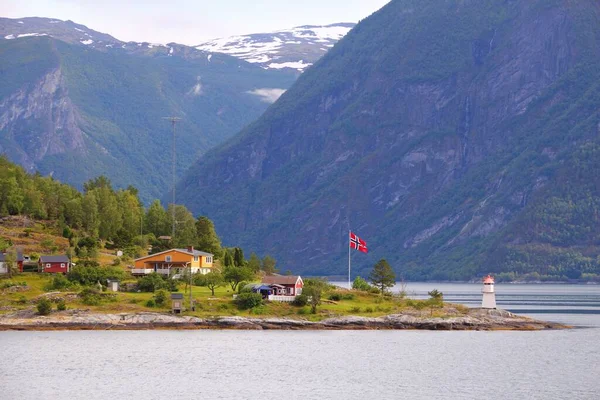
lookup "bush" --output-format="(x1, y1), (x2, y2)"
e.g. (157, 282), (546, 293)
(112, 257), (122, 266)
(56, 300), (67, 311)
(352, 276), (373, 291)
(37, 298), (52, 315)
(145, 299), (156, 308)
(153, 290), (168, 307)
(350, 306), (361, 313)
(79, 288), (102, 306)
(138, 273), (176, 292)
(67, 262), (125, 286)
(292, 294), (308, 307)
(234, 292), (263, 310)
(328, 293), (342, 301)
(365, 307), (374, 313)
(45, 274), (71, 291)
(16, 295), (27, 305)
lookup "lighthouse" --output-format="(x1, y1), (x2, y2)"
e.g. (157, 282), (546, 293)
(481, 275), (497, 309)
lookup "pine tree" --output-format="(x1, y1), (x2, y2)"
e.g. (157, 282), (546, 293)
(195, 216), (222, 255)
(369, 259), (396, 294)
(233, 247), (245, 267)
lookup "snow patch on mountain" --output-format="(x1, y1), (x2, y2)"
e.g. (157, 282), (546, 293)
(195, 23), (354, 72)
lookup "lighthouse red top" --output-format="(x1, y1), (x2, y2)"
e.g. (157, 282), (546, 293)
(483, 275), (495, 284)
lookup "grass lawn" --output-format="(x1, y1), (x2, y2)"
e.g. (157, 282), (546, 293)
(0, 273), (469, 321)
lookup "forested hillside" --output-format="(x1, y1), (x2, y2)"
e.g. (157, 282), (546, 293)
(177, 0), (600, 282)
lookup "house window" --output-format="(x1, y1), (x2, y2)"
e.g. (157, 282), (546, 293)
(165, 255), (172, 262)
(60, 263), (65, 268)
(194, 256), (199, 262)
(206, 256), (212, 263)
(46, 263), (51, 268)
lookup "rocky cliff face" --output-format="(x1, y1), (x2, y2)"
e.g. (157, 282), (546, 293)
(178, 0), (600, 280)
(0, 67), (85, 171)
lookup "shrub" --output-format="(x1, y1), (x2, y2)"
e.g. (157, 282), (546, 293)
(350, 306), (361, 313)
(365, 307), (374, 313)
(138, 273), (171, 292)
(16, 295), (27, 305)
(369, 287), (381, 295)
(145, 299), (156, 308)
(292, 294), (308, 307)
(45, 274), (71, 291)
(37, 298), (52, 315)
(153, 290), (168, 307)
(67, 262), (125, 286)
(79, 288), (102, 306)
(234, 292), (263, 310)
(218, 303), (230, 311)
(112, 257), (122, 266)
(328, 293), (342, 301)
(56, 300), (67, 311)
(352, 276), (372, 291)
(341, 293), (355, 300)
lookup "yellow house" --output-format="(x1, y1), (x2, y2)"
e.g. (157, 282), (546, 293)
(132, 246), (214, 276)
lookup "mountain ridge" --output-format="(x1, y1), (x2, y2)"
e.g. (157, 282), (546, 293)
(176, 0), (600, 281)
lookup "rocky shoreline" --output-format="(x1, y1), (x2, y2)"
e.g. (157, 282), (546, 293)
(0, 308), (568, 331)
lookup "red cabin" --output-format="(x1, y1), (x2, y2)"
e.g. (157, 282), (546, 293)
(39, 255), (71, 274)
(261, 275), (304, 296)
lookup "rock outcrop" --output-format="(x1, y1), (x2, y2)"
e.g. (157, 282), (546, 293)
(0, 309), (567, 331)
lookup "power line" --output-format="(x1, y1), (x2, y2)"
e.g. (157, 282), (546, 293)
(163, 116), (182, 239)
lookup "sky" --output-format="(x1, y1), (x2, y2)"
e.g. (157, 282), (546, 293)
(0, 0), (390, 45)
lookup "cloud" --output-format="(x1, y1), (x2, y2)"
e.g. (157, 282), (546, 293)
(246, 88), (286, 103)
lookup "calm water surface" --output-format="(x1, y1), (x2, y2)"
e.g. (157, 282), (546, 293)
(1, 283), (599, 400)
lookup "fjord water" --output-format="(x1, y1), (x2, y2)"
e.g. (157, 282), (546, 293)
(1, 284), (599, 400)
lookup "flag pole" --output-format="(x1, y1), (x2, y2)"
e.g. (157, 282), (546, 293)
(348, 230), (351, 289)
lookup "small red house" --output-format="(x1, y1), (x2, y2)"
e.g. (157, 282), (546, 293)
(39, 255), (71, 274)
(262, 275), (304, 296)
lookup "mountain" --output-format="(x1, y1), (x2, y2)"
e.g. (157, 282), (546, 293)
(177, 0), (600, 282)
(195, 23), (355, 73)
(0, 17), (298, 203)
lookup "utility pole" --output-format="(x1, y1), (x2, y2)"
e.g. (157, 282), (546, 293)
(162, 117), (182, 240)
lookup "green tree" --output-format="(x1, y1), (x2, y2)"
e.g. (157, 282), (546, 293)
(3, 248), (19, 278)
(261, 255), (277, 275)
(201, 271), (224, 296)
(427, 289), (444, 315)
(223, 266), (254, 291)
(233, 247), (245, 267)
(369, 259), (396, 294)
(169, 205), (197, 248)
(195, 216), (222, 256)
(247, 253), (261, 273)
(224, 251), (234, 267)
(145, 200), (169, 237)
(304, 278), (328, 314)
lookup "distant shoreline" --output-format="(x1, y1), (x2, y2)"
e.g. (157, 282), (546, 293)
(0, 309), (569, 332)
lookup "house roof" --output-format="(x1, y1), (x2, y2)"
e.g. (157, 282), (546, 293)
(262, 275), (302, 285)
(39, 255), (70, 263)
(134, 248), (213, 262)
(171, 293), (184, 299)
(0, 252), (24, 262)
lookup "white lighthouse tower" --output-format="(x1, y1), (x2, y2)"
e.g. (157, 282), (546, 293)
(481, 275), (497, 309)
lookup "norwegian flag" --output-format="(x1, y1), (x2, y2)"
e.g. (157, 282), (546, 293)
(349, 231), (368, 253)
